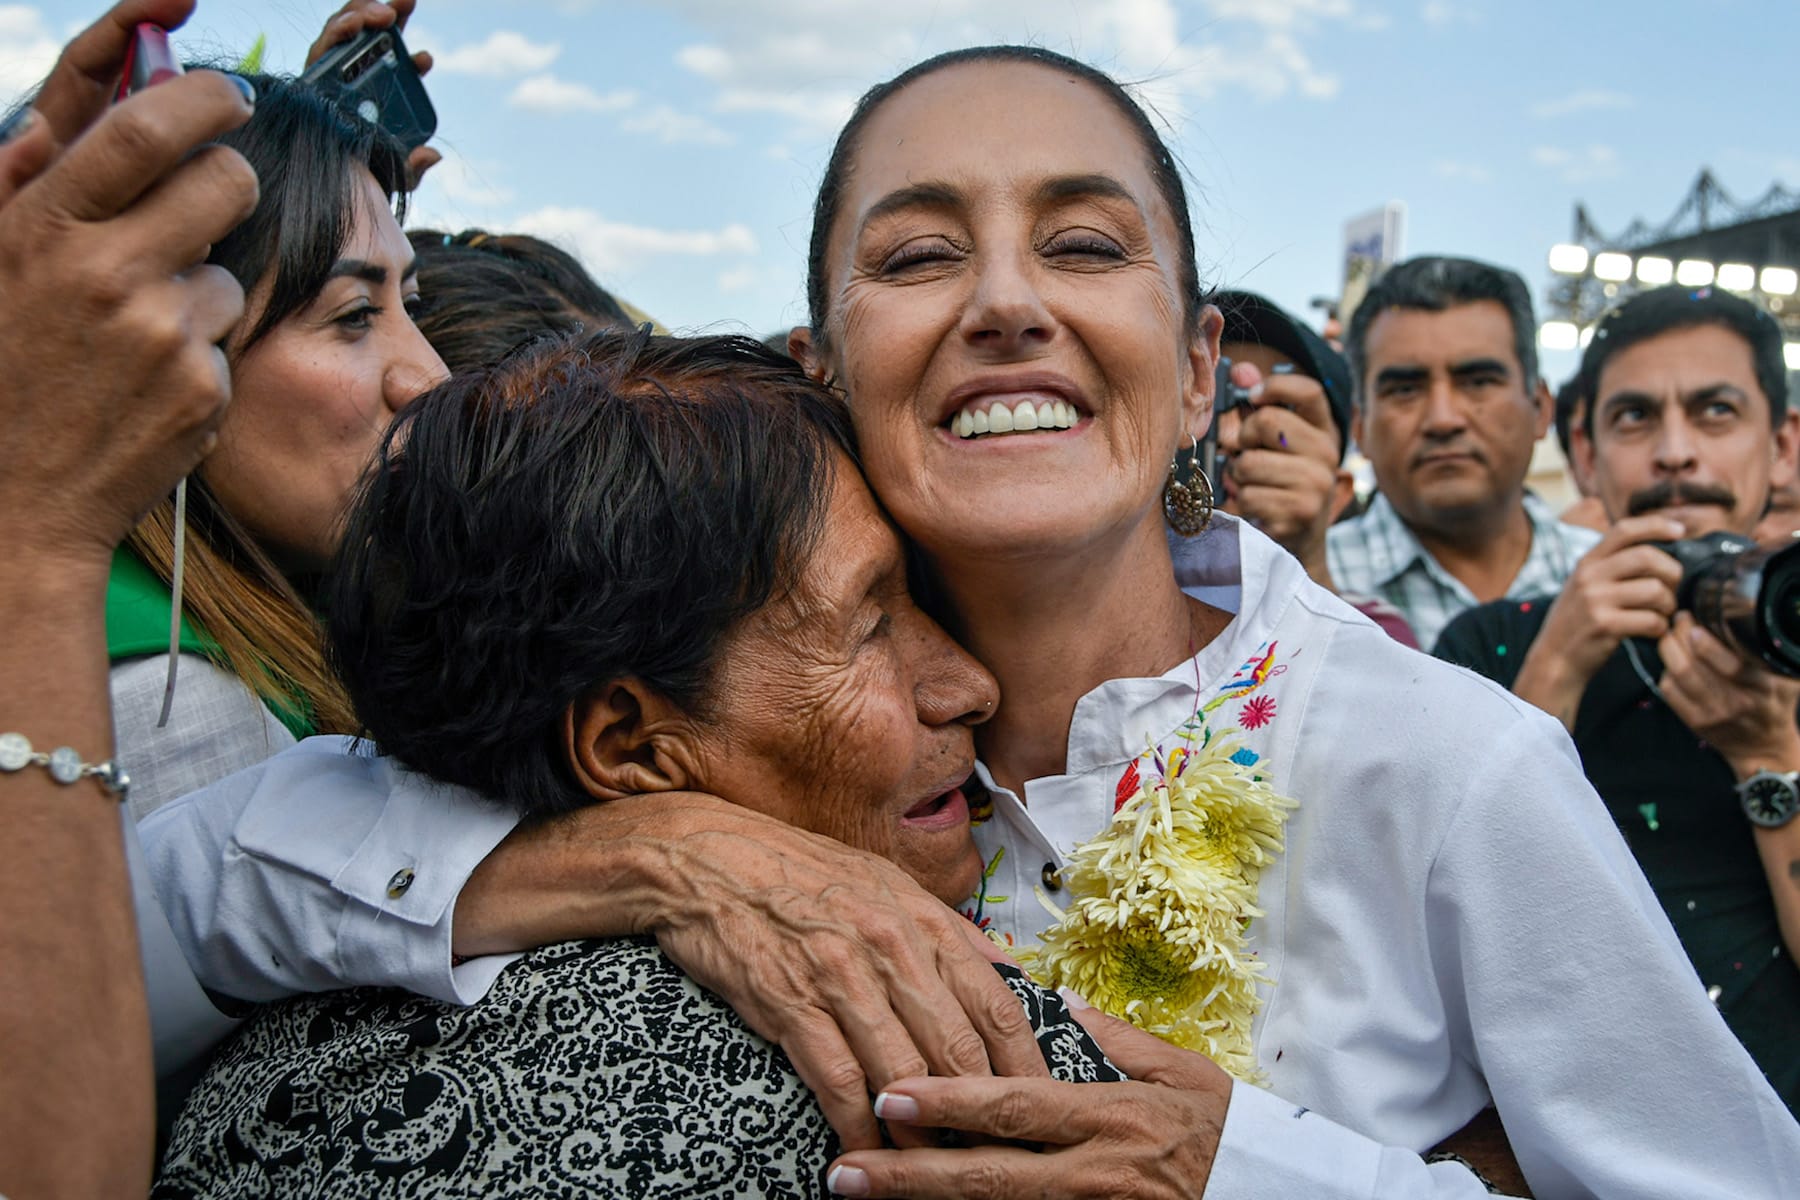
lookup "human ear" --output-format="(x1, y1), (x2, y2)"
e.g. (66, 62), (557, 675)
(1328, 468), (1357, 523)
(1771, 409), (1800, 490)
(1570, 419), (1600, 501)
(1531, 378), (1555, 440)
(1181, 303), (1225, 443)
(564, 680), (697, 801)
(787, 326), (833, 386)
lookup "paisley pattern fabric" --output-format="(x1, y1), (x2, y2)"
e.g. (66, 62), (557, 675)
(155, 936), (1122, 1198)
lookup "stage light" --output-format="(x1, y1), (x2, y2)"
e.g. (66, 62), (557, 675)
(1761, 267), (1798, 296)
(1676, 259), (1715, 287)
(1717, 263), (1755, 292)
(1593, 252), (1633, 282)
(1786, 343), (1800, 372)
(1629, 256), (1671, 285)
(1548, 244), (1589, 275)
(1580, 324), (1596, 348)
(1539, 321), (1579, 351)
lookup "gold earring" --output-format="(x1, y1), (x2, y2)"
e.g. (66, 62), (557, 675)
(1163, 434), (1214, 536)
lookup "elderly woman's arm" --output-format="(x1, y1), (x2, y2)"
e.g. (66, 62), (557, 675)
(143, 741), (1048, 1153)
(457, 790), (1050, 1149)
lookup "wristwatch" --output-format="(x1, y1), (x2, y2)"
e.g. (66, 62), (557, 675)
(1736, 770), (1800, 828)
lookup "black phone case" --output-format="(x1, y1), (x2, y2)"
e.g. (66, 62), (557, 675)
(302, 27), (436, 151)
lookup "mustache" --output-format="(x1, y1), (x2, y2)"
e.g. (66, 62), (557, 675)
(1626, 480), (1738, 517)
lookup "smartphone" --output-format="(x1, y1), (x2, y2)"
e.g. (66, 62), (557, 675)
(302, 27), (436, 151)
(115, 23), (183, 102)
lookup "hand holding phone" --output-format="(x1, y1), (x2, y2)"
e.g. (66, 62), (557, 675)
(302, 26), (436, 150)
(115, 23), (184, 102)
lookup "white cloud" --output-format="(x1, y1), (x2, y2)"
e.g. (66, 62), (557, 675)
(622, 104), (733, 145)
(509, 206), (758, 276)
(1532, 144), (1620, 183)
(1421, 1), (1477, 27)
(431, 30), (562, 77)
(508, 74), (638, 114)
(717, 265), (759, 293)
(662, 0), (1366, 135)
(1432, 159), (1493, 184)
(1530, 88), (1634, 119)
(0, 6), (61, 108)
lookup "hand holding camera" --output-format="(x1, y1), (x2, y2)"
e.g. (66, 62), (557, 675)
(1513, 515), (1688, 725)
(1212, 359), (1346, 584)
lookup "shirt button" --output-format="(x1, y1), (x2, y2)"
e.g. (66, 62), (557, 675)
(386, 868), (416, 899)
(1041, 862), (1063, 892)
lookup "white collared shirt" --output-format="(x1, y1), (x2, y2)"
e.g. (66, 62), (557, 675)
(966, 516), (1797, 1198)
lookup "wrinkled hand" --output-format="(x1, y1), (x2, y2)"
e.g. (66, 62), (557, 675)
(1512, 515), (1685, 727)
(1227, 362), (1345, 581)
(456, 791), (1048, 1153)
(647, 806), (1048, 1150)
(1659, 612), (1800, 772)
(306, 0), (439, 186)
(0, 2), (256, 580)
(826, 998), (1231, 1198)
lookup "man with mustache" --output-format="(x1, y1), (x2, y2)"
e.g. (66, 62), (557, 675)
(1436, 284), (1800, 1114)
(1326, 256), (1602, 649)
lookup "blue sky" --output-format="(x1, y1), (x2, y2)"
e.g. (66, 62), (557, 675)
(7, 0), (1795, 386)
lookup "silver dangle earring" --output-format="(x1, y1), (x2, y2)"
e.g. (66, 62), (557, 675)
(1162, 433), (1214, 537)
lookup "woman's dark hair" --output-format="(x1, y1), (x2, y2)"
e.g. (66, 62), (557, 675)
(206, 73), (410, 352)
(408, 228), (635, 374)
(328, 330), (861, 818)
(1345, 255), (1541, 402)
(125, 73), (412, 735)
(1575, 284), (1790, 438)
(805, 45), (1203, 340)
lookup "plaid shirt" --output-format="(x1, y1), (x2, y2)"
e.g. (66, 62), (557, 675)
(1326, 491), (1601, 652)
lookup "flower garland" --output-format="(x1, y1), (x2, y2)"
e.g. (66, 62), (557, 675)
(1019, 718), (1295, 1084)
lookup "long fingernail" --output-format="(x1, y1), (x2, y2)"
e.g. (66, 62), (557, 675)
(0, 106), (37, 145)
(827, 1164), (871, 1196)
(224, 73), (256, 106)
(1057, 985), (1092, 1011)
(872, 1091), (921, 1121)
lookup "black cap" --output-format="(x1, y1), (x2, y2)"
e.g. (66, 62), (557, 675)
(1213, 290), (1355, 462)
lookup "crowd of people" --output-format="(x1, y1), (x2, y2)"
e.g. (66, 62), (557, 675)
(4, 1), (1799, 1197)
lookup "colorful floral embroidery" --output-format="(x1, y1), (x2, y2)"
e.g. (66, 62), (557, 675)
(1239, 694), (1277, 730)
(960, 846), (1014, 945)
(1023, 640), (1294, 1084)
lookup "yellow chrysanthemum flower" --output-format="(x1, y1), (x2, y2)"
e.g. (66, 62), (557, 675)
(1022, 728), (1295, 1084)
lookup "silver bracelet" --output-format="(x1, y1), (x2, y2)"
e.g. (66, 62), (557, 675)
(0, 732), (129, 801)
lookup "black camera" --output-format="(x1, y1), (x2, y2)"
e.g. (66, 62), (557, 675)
(302, 27), (436, 151)
(1661, 531), (1800, 677)
(1199, 357), (1252, 483)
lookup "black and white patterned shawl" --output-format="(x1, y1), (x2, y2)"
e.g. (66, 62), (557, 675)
(155, 936), (1123, 1198)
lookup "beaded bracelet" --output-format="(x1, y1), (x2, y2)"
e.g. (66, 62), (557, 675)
(0, 732), (129, 801)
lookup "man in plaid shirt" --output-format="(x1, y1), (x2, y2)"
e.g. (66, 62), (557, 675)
(1326, 256), (1600, 651)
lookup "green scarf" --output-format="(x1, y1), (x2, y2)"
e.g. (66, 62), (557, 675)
(104, 546), (315, 740)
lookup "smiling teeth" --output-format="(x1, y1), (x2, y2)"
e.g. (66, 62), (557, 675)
(955, 399), (1075, 439)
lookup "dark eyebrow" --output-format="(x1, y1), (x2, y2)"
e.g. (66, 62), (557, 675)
(1684, 383), (1749, 407)
(1448, 357), (1512, 380)
(861, 182), (965, 227)
(1373, 365), (1429, 390)
(327, 255), (419, 285)
(1033, 173), (1139, 208)
(1599, 389), (1658, 418)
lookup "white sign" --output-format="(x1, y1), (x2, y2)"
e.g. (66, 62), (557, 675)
(1340, 202), (1406, 325)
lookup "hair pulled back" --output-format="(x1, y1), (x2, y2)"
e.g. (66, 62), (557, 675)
(804, 45), (1203, 340)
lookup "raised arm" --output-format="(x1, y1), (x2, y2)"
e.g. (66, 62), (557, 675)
(0, 2), (256, 1191)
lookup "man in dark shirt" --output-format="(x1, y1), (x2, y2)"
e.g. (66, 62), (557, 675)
(1437, 284), (1800, 1112)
